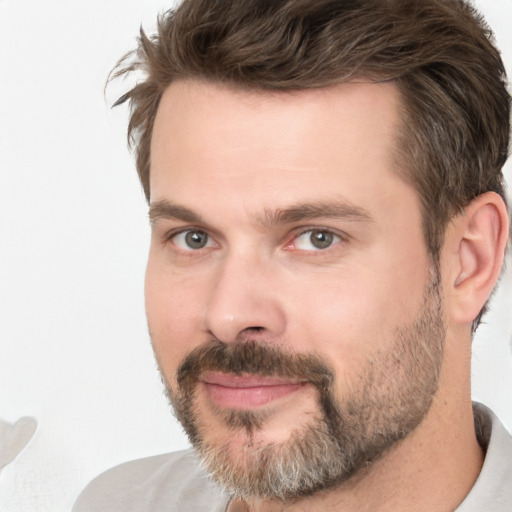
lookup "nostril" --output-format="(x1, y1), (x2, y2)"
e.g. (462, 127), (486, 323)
(243, 326), (265, 334)
(235, 326), (268, 343)
(237, 325), (266, 340)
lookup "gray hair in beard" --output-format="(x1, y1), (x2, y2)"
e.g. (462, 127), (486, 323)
(165, 271), (445, 501)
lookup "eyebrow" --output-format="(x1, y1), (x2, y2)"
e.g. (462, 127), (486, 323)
(148, 199), (374, 227)
(261, 201), (374, 226)
(149, 201), (203, 225)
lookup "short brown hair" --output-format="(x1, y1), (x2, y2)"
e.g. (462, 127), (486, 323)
(112, 0), (509, 259)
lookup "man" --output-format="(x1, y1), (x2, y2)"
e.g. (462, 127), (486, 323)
(74, 0), (512, 510)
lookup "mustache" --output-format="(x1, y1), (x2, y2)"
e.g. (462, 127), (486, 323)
(176, 339), (335, 393)
(173, 339), (344, 443)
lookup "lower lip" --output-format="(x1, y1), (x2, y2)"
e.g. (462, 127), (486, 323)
(201, 376), (306, 409)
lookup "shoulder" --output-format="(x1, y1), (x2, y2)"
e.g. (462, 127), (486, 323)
(456, 403), (512, 511)
(73, 449), (229, 512)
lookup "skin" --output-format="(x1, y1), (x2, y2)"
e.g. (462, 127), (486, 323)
(145, 79), (508, 511)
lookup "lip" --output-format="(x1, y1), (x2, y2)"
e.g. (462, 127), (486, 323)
(200, 372), (307, 409)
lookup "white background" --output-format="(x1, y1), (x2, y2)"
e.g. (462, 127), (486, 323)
(0, 1), (511, 511)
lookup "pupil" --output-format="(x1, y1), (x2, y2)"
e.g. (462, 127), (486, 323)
(185, 231), (207, 248)
(311, 231), (333, 249)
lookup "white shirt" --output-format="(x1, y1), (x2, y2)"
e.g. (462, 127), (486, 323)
(73, 403), (512, 511)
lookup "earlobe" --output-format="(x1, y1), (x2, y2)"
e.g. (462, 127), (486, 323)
(449, 192), (509, 324)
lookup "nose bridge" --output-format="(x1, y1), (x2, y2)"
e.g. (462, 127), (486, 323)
(204, 247), (286, 343)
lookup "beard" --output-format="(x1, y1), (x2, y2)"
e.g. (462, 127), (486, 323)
(162, 269), (446, 502)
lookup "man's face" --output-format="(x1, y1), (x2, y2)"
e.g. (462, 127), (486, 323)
(146, 80), (445, 499)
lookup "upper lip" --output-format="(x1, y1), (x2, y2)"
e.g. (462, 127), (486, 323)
(200, 372), (305, 388)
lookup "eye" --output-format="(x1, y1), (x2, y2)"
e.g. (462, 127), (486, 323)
(293, 229), (341, 251)
(172, 230), (214, 250)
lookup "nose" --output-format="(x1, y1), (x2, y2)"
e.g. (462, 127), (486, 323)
(204, 252), (286, 343)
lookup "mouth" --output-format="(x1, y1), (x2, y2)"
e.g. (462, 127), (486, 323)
(200, 372), (308, 409)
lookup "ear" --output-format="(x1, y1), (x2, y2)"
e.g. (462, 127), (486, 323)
(446, 192), (509, 325)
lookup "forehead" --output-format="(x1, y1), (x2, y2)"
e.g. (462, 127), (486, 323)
(150, 79), (409, 215)
(151, 79), (402, 157)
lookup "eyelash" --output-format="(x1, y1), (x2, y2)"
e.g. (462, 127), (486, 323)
(286, 227), (345, 252)
(162, 226), (346, 254)
(163, 228), (215, 251)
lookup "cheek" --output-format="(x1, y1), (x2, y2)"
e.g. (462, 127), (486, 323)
(144, 259), (208, 381)
(290, 276), (387, 360)
(288, 260), (427, 375)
